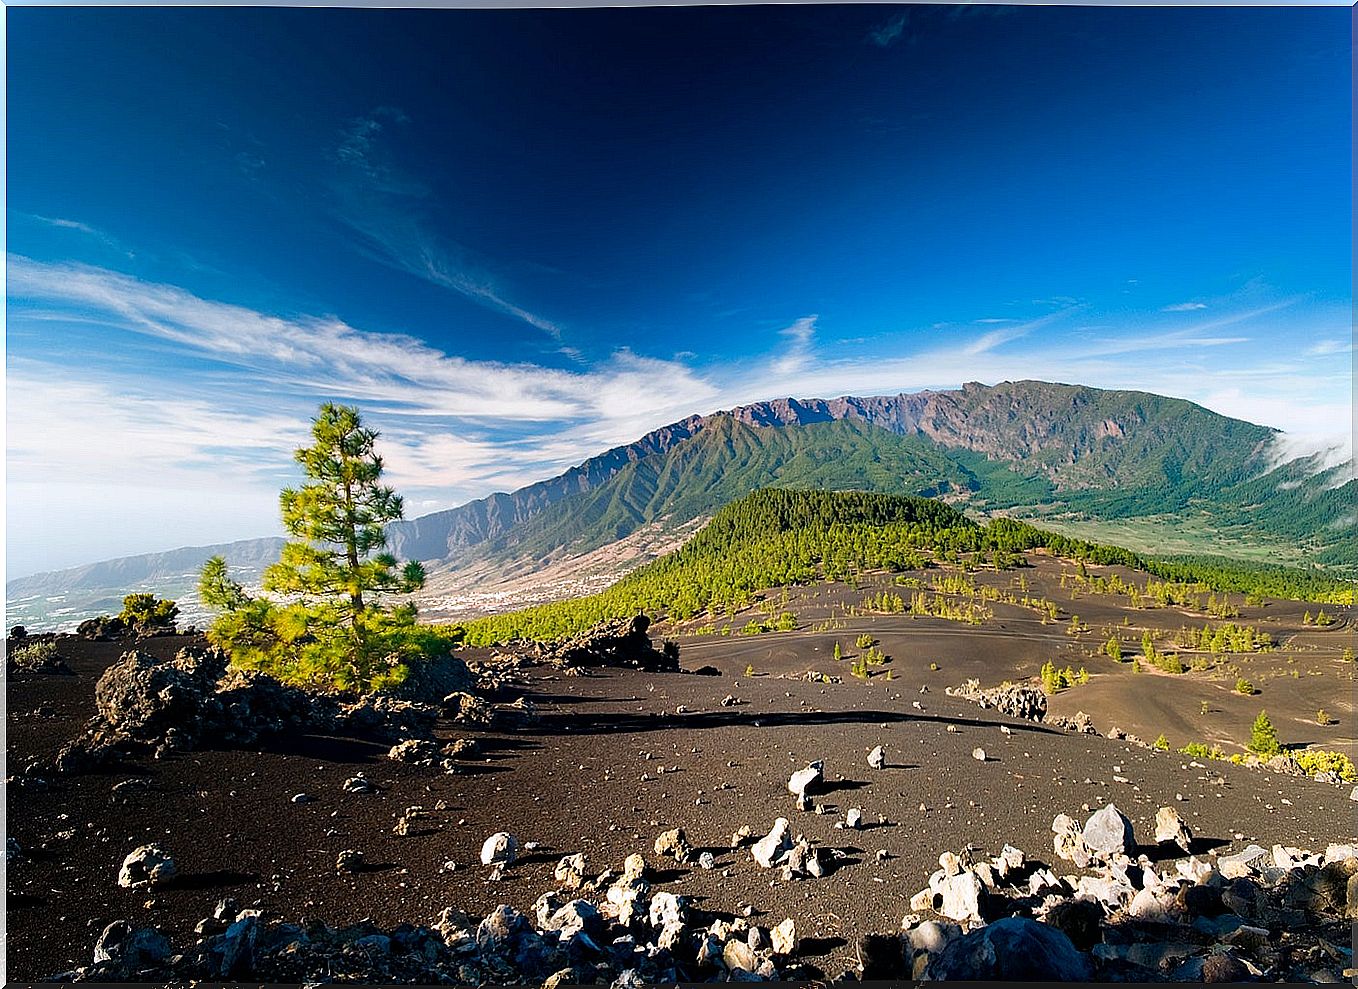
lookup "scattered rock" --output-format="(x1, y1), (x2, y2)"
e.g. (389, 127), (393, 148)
(1218, 844), (1269, 879)
(117, 845), (176, 889)
(535, 615), (679, 672)
(868, 745), (886, 769)
(1082, 803), (1134, 858)
(972, 747), (987, 762)
(335, 849), (365, 873)
(947, 680), (1047, 722)
(927, 917), (1091, 980)
(652, 828), (692, 865)
(1043, 897), (1103, 952)
(786, 761), (823, 799)
(752, 819), (793, 869)
(554, 853), (588, 889)
(1051, 814), (1092, 868)
(1154, 805), (1193, 853)
(342, 774), (376, 794)
(388, 739), (439, 764)
(481, 832), (519, 868)
(771, 918), (797, 956)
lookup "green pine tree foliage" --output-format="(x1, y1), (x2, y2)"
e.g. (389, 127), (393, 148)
(1249, 709), (1282, 759)
(264, 403), (426, 618)
(201, 403), (448, 693)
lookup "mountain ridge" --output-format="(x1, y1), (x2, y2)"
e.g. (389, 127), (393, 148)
(8, 380), (1351, 628)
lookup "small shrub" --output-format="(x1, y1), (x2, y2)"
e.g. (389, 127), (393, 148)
(1104, 636), (1122, 662)
(1293, 748), (1356, 782)
(743, 663), (755, 677)
(1179, 741), (1227, 761)
(1235, 677), (1256, 695)
(1200, 700), (1211, 715)
(1248, 709), (1281, 759)
(1315, 708), (1331, 726)
(855, 633), (876, 649)
(119, 593), (179, 629)
(832, 642), (842, 661)
(1153, 733), (1170, 751)
(929, 662), (940, 672)
(9, 639), (63, 672)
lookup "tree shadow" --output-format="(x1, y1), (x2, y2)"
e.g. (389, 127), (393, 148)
(515, 707), (1060, 740)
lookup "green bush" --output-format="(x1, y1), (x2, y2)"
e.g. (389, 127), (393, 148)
(1235, 677), (1256, 695)
(1248, 710), (1281, 759)
(1153, 733), (1170, 751)
(213, 600), (459, 693)
(1179, 741), (1227, 760)
(1292, 749), (1356, 782)
(119, 593), (179, 628)
(9, 639), (60, 670)
(855, 633), (876, 649)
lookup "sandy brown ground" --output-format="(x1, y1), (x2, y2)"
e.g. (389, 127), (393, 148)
(6, 557), (1356, 981)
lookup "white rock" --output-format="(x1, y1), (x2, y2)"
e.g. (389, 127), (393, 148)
(1217, 844), (1268, 879)
(480, 832), (518, 867)
(935, 870), (983, 922)
(972, 748), (987, 762)
(1128, 886), (1179, 923)
(117, 845), (176, 889)
(845, 808), (863, 829)
(752, 818), (793, 868)
(1324, 842), (1358, 865)
(1154, 806), (1193, 853)
(787, 761), (824, 798)
(771, 917), (797, 956)
(1082, 803), (1134, 857)
(868, 745), (886, 769)
(648, 891), (686, 929)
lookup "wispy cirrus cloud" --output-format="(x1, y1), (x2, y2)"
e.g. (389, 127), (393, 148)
(7, 255), (1350, 574)
(1162, 301), (1207, 312)
(7, 255), (718, 489)
(771, 315), (818, 375)
(1306, 338), (1352, 357)
(867, 12), (909, 47)
(16, 211), (135, 257)
(330, 108), (565, 340)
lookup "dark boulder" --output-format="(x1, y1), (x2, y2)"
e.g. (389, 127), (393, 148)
(538, 615), (679, 672)
(926, 917), (1092, 981)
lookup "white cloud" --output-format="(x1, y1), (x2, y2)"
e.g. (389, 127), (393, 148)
(1306, 338), (1352, 357)
(867, 12), (909, 47)
(331, 109), (564, 339)
(771, 315), (818, 375)
(1162, 301), (1208, 312)
(7, 256), (1351, 575)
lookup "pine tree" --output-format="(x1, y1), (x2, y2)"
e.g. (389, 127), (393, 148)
(1249, 709), (1281, 759)
(263, 403), (425, 623)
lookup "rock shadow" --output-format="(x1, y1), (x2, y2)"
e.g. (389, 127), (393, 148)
(166, 869), (258, 891)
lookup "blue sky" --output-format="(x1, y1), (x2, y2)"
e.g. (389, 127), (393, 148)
(6, 5), (1352, 577)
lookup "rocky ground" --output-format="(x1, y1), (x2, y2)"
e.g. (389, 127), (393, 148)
(5, 559), (1356, 983)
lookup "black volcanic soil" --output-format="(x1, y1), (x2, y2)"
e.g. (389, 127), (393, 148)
(6, 557), (1356, 981)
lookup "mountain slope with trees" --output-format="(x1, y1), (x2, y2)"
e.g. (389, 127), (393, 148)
(8, 381), (1353, 631)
